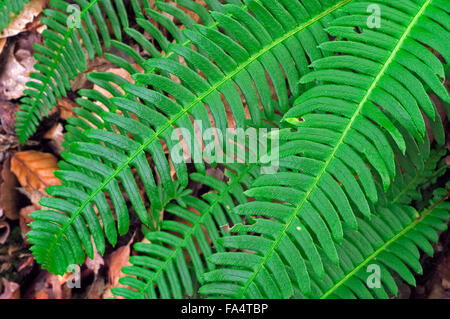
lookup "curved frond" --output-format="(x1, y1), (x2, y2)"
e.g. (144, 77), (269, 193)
(199, 0), (449, 298)
(28, 0), (347, 275)
(15, 0), (211, 143)
(15, 0), (139, 142)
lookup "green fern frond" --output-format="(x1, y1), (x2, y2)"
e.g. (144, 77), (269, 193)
(111, 164), (258, 299)
(200, 137), (448, 299)
(63, 0), (226, 145)
(309, 135), (448, 298)
(0, 0), (30, 34)
(315, 186), (449, 299)
(199, 0), (449, 298)
(28, 0), (348, 275)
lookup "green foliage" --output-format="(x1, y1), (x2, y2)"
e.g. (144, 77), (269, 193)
(24, 0), (450, 299)
(199, 0), (449, 298)
(14, 0), (156, 143)
(0, 0), (30, 34)
(200, 128), (448, 298)
(27, 0), (345, 275)
(112, 164), (258, 299)
(314, 186), (449, 299)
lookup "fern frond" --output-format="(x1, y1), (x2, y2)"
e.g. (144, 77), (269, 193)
(199, 0), (449, 298)
(28, 0), (348, 275)
(312, 133), (449, 298)
(387, 141), (447, 205)
(111, 164), (258, 299)
(0, 0), (30, 34)
(200, 137), (448, 299)
(315, 186), (449, 299)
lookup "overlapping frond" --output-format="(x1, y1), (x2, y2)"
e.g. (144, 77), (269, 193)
(112, 164), (258, 299)
(314, 186), (449, 299)
(385, 136), (447, 205)
(200, 135), (448, 299)
(0, 0), (30, 34)
(28, 0), (347, 275)
(199, 0), (449, 298)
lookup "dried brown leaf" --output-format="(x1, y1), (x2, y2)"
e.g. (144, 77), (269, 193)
(0, 43), (37, 99)
(0, 158), (19, 220)
(19, 205), (35, 242)
(103, 235), (135, 298)
(44, 123), (64, 155)
(0, 220), (10, 244)
(0, 38), (6, 55)
(0, 278), (20, 299)
(56, 97), (77, 120)
(10, 151), (60, 206)
(107, 244), (131, 287)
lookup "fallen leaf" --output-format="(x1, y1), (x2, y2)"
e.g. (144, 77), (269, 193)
(56, 97), (77, 120)
(0, 0), (49, 39)
(0, 158), (19, 220)
(0, 101), (18, 135)
(19, 205), (36, 243)
(107, 244), (131, 287)
(0, 278), (20, 299)
(0, 38), (6, 55)
(10, 150), (60, 206)
(0, 42), (37, 99)
(0, 220), (10, 244)
(103, 235), (135, 298)
(44, 123), (64, 155)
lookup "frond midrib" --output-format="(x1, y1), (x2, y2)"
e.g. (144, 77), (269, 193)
(17, 0), (101, 143)
(42, 0), (351, 269)
(320, 189), (449, 299)
(236, 0), (432, 298)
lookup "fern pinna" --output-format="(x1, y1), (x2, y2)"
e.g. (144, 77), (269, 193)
(24, 0), (449, 299)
